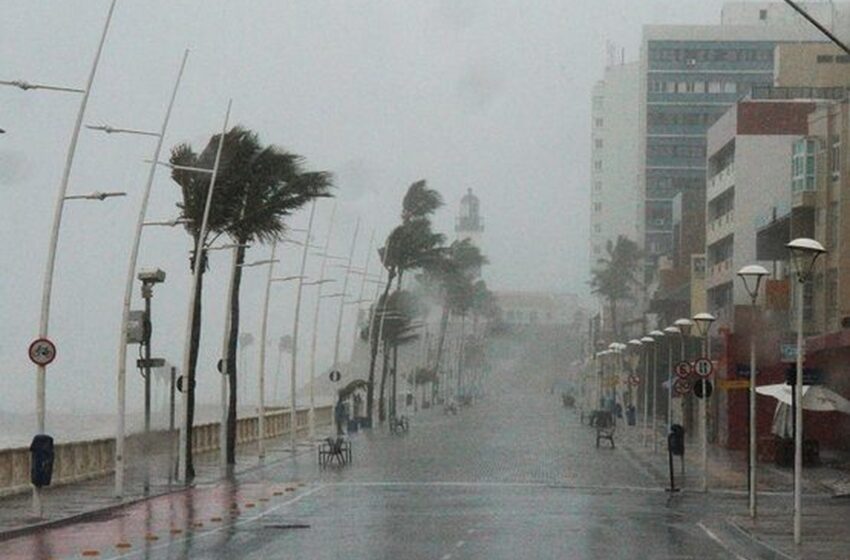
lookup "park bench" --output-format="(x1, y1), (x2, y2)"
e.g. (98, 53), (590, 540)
(318, 436), (352, 468)
(594, 410), (616, 449)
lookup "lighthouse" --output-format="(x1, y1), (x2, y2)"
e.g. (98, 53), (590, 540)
(455, 188), (484, 247)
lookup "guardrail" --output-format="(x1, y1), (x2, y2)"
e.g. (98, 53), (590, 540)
(0, 405), (332, 497)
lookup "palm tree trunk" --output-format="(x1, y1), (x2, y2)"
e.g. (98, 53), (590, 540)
(433, 303), (451, 376)
(609, 298), (618, 340)
(391, 340), (399, 419)
(366, 273), (394, 422)
(225, 242), (246, 465)
(185, 246), (206, 481)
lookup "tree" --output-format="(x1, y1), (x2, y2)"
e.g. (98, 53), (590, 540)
(170, 127), (331, 474)
(589, 235), (642, 340)
(212, 126), (331, 466)
(366, 180), (444, 423)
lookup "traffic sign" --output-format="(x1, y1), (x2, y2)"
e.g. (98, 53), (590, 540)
(28, 338), (57, 367)
(628, 375), (640, 387)
(718, 379), (750, 390)
(329, 370), (341, 383)
(137, 358), (166, 369)
(780, 344), (798, 364)
(673, 378), (692, 396)
(694, 358), (713, 378)
(674, 361), (692, 379)
(693, 380), (713, 399)
(217, 358), (225, 374)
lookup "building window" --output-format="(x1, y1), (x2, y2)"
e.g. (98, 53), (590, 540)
(595, 118), (603, 128)
(826, 268), (838, 322)
(831, 138), (840, 177)
(594, 181), (602, 191)
(792, 138), (818, 193)
(594, 224), (601, 233)
(595, 139), (603, 149)
(594, 160), (602, 171)
(593, 202), (602, 212)
(827, 202), (839, 249)
(817, 54), (835, 64)
(759, 9), (768, 20)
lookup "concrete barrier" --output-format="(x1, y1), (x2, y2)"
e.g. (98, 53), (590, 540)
(0, 406), (332, 497)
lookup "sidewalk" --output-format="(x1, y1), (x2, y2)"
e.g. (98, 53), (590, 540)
(0, 429), (328, 538)
(615, 418), (850, 560)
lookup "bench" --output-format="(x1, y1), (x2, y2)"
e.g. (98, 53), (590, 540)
(594, 411), (616, 448)
(318, 436), (352, 468)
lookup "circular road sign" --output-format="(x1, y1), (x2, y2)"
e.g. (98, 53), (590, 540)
(675, 361), (692, 380)
(694, 380), (714, 399)
(329, 370), (341, 383)
(217, 358), (225, 374)
(694, 358), (714, 378)
(673, 378), (692, 397)
(28, 338), (57, 367)
(628, 375), (640, 387)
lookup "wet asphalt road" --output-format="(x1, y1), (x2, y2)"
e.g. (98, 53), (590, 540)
(0, 365), (782, 559)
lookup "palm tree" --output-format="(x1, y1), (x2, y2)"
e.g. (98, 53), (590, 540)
(589, 235), (642, 340)
(211, 127), (331, 466)
(366, 180), (444, 423)
(170, 127), (331, 472)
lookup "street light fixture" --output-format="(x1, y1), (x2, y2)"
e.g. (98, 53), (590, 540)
(650, 330), (665, 452)
(142, 218), (191, 227)
(63, 191), (126, 201)
(663, 326), (680, 432)
(786, 237), (826, 544)
(12, 0), (119, 518)
(640, 336), (655, 447)
(737, 264), (769, 518)
(85, 123), (161, 137)
(692, 312), (716, 494)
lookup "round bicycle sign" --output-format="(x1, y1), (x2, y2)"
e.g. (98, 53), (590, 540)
(673, 378), (692, 396)
(28, 338), (57, 367)
(675, 361), (692, 379)
(694, 357), (714, 378)
(329, 370), (341, 383)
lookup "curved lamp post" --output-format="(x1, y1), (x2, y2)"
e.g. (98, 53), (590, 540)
(786, 238), (826, 544)
(627, 339), (643, 424)
(737, 264), (769, 517)
(692, 312), (716, 493)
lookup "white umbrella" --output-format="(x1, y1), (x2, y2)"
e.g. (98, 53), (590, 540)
(756, 383), (850, 414)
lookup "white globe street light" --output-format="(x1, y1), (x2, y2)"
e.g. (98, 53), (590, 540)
(737, 264), (769, 518)
(786, 238), (826, 544)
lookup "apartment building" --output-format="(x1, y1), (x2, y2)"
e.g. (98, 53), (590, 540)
(589, 61), (641, 266)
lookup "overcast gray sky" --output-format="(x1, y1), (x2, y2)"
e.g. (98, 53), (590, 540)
(0, 1), (733, 417)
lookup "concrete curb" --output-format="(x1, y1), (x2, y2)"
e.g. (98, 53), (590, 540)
(726, 518), (798, 560)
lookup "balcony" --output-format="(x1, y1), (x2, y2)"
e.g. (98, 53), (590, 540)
(792, 190), (817, 210)
(707, 164), (734, 199)
(707, 210), (734, 243)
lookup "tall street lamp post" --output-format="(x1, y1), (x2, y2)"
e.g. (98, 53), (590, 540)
(662, 326), (680, 432)
(3, 0), (118, 517)
(178, 99), (232, 484)
(737, 265), (769, 518)
(627, 339), (643, 422)
(640, 336), (655, 446)
(693, 312), (716, 493)
(649, 330), (665, 452)
(786, 238), (826, 544)
(91, 49), (189, 498)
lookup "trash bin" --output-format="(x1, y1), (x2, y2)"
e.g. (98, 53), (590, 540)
(668, 424), (685, 457)
(30, 434), (54, 488)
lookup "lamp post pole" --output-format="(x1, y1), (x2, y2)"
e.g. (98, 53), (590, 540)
(256, 245), (280, 462)
(786, 238), (826, 545)
(693, 313), (716, 494)
(650, 330), (664, 453)
(21, 0), (117, 517)
(178, 99), (232, 483)
(663, 327), (680, 433)
(308, 202), (337, 439)
(110, 49), (188, 498)
(289, 201), (317, 451)
(737, 265), (769, 518)
(640, 337), (654, 447)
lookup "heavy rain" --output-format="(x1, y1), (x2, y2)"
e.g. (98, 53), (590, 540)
(2, 1), (850, 559)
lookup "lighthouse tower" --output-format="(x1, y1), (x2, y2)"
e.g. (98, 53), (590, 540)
(455, 188), (484, 247)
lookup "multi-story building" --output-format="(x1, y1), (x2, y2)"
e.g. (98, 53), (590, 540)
(705, 94), (818, 327)
(589, 61), (641, 266)
(638, 4), (843, 277)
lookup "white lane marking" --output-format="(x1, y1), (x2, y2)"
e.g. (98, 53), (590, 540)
(696, 521), (749, 560)
(103, 484), (328, 560)
(331, 480), (668, 493)
(455, 540), (465, 548)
